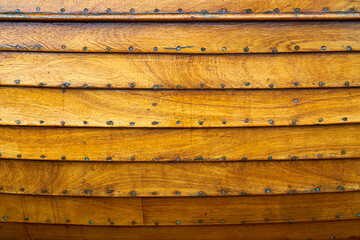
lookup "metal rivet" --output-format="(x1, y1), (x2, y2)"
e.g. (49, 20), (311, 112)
(83, 47), (87, 51)
(130, 8), (135, 13)
(244, 47), (249, 53)
(222, 47), (227, 51)
(85, 157), (89, 161)
(295, 8), (300, 13)
(130, 122), (135, 126)
(15, 45), (20, 50)
(272, 48), (278, 53)
(36, 7), (41, 11)
(293, 99), (298, 103)
(318, 118), (323, 123)
(175, 158), (180, 162)
(321, 46), (326, 50)
(83, 121), (88, 125)
(17, 154), (22, 158)
(349, 8), (356, 13)
(221, 190), (226, 195)
(61, 121), (65, 126)
(152, 102), (157, 106)
(265, 189), (271, 193)
(132, 221), (136, 225)
(246, 9), (252, 14)
(153, 158), (158, 162)
(341, 150), (346, 155)
(107, 190), (113, 194)
(244, 119), (249, 123)
(152, 121), (159, 125)
(107, 83), (111, 88)
(244, 82), (250, 86)
(222, 156), (226, 160)
(175, 191), (180, 195)
(85, 190), (91, 194)
(221, 84), (226, 88)
(220, 220), (225, 223)
(154, 47), (158, 51)
(129, 46), (134, 51)
(338, 186), (344, 190)
(198, 219), (203, 223)
(25, 217), (29, 221)
(318, 82), (324, 87)
(42, 189), (47, 193)
(357, 213), (360, 217)
(315, 187), (320, 192)
(347, 46), (352, 51)
(241, 192), (246, 196)
(3, 217), (7, 220)
(106, 8), (111, 13)
(269, 120), (274, 124)
(20, 187), (24, 191)
(14, 79), (20, 84)
(200, 83), (204, 87)
(66, 219), (70, 223)
(178, 9), (183, 13)
(46, 219), (50, 223)
(265, 218), (270, 222)
(292, 120), (298, 125)
(342, 117), (348, 122)
(130, 83), (135, 88)
(39, 82), (45, 87)
(242, 157), (248, 161)
(222, 120), (227, 125)
(40, 120), (44, 124)
(274, 8), (280, 13)
(323, 7), (329, 12)
(269, 84), (274, 88)
(268, 156), (272, 160)
(201, 47), (206, 52)
(344, 81), (350, 87)
(61, 156), (66, 160)
(177, 85), (182, 89)
(106, 157), (112, 161)
(330, 236), (334, 239)
(106, 46), (111, 51)
(294, 45), (300, 51)
(130, 191), (136, 196)
(289, 219), (293, 223)
(312, 217), (317, 220)
(154, 9), (159, 13)
(41, 155), (46, 159)
(62, 190), (67, 194)
(130, 156), (135, 161)
(198, 121), (204, 125)
(15, 120), (21, 124)
(106, 121), (113, 125)
(84, 8), (88, 13)
(294, 81), (299, 86)
(152, 191), (157, 195)
(15, 9), (20, 13)
(89, 220), (93, 224)
(336, 214), (341, 219)
(176, 46), (181, 51)
(176, 221), (181, 225)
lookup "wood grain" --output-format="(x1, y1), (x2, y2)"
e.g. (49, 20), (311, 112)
(0, 22), (358, 53)
(0, 0), (358, 14)
(1, 52), (360, 89)
(0, 87), (358, 128)
(0, 125), (358, 161)
(0, 192), (359, 225)
(0, 159), (359, 197)
(1, 220), (360, 240)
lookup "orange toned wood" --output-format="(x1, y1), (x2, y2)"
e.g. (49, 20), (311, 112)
(0, 194), (143, 226)
(0, 0), (358, 14)
(1, 221), (360, 240)
(0, 159), (359, 197)
(0, 87), (358, 128)
(0, 125), (358, 161)
(1, 13), (360, 22)
(1, 52), (360, 89)
(0, 22), (358, 54)
(0, 192), (359, 226)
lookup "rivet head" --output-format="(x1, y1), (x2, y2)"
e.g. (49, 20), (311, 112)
(60, 8), (65, 12)
(242, 157), (248, 161)
(244, 47), (249, 53)
(130, 8), (135, 13)
(46, 219), (50, 223)
(62, 190), (67, 194)
(221, 190), (226, 195)
(222, 120), (227, 125)
(321, 46), (326, 50)
(177, 85), (182, 89)
(107, 83), (111, 88)
(294, 8), (300, 13)
(315, 187), (320, 192)
(0, 186), (3, 190)
(220, 220), (225, 223)
(347, 46), (352, 51)
(221, 84), (226, 88)
(153, 157), (158, 162)
(3, 216), (7, 220)
(106, 8), (111, 13)
(318, 82), (324, 87)
(269, 120), (274, 124)
(342, 117), (348, 122)
(336, 214), (341, 219)
(341, 150), (346, 155)
(130, 83), (135, 88)
(323, 7), (329, 12)
(268, 156), (273, 160)
(222, 47), (227, 51)
(20, 187), (24, 191)
(244, 119), (249, 123)
(84, 8), (88, 12)
(36, 7), (41, 11)
(294, 45), (300, 51)
(85, 157), (89, 161)
(268, 84), (274, 88)
(40, 120), (44, 124)
(293, 99), (298, 103)
(318, 118), (323, 123)
(152, 191), (157, 195)
(154, 8), (159, 13)
(312, 217), (317, 220)
(107, 190), (113, 194)
(60, 121), (65, 126)
(274, 8), (280, 13)
(176, 120), (181, 125)
(201, 47), (206, 52)
(198, 219), (203, 223)
(288, 219), (293, 223)
(245, 9), (252, 14)
(153, 47), (158, 51)
(292, 120), (298, 125)
(106, 121), (114, 125)
(244, 82), (250, 86)
(294, 81), (299, 86)
(130, 122), (135, 126)
(25, 217), (29, 221)
(106, 156), (112, 161)
(130, 191), (136, 196)
(85, 190), (91, 194)
(106, 46), (111, 51)
(14, 80), (20, 84)
(89, 220), (93, 224)
(17, 154), (22, 158)
(265, 189), (271, 193)
(200, 83), (204, 87)
(130, 156), (135, 161)
(132, 221), (136, 225)
(178, 9), (182, 13)
(66, 219), (70, 222)
(175, 191), (180, 195)
(41, 155), (46, 159)
(344, 81), (350, 87)
(176, 221), (181, 225)
(152, 121), (159, 125)
(83, 121), (88, 125)
(129, 46), (134, 51)
(221, 156), (226, 160)
(83, 47), (87, 51)
(15, 120), (21, 124)
(338, 186), (344, 190)
(265, 218), (270, 222)
(198, 121), (204, 125)
(60, 156), (66, 160)
(272, 48), (278, 53)
(42, 189), (47, 193)
(152, 102), (157, 106)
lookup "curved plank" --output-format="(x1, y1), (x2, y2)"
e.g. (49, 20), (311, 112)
(0, 88), (359, 128)
(1, 221), (360, 240)
(0, 0), (358, 14)
(1, 192), (359, 226)
(0, 22), (358, 54)
(1, 52), (360, 89)
(0, 125), (358, 161)
(0, 159), (359, 197)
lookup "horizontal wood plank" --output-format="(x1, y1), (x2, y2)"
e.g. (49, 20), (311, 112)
(0, 192), (359, 225)
(0, 87), (358, 128)
(0, 0), (358, 14)
(0, 125), (358, 161)
(1, 220), (360, 240)
(1, 52), (359, 89)
(0, 159), (359, 197)
(0, 22), (358, 53)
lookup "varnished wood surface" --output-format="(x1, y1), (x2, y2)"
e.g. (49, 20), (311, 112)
(1, 220), (360, 240)
(0, 159), (359, 197)
(1, 13), (360, 22)
(2, 192), (358, 226)
(1, 52), (360, 89)
(0, 22), (358, 53)
(0, 125), (358, 161)
(0, 87), (358, 128)
(0, 0), (358, 14)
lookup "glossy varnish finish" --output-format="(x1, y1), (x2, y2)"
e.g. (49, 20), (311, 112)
(0, 87), (358, 127)
(0, 22), (358, 54)
(1, 52), (359, 89)
(0, 192), (359, 225)
(0, 125), (357, 161)
(0, 159), (359, 197)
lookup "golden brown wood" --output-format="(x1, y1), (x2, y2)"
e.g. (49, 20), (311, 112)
(1, 220), (360, 240)
(0, 159), (359, 197)
(0, 0), (358, 14)
(0, 22), (358, 53)
(0, 87), (358, 127)
(1, 52), (360, 89)
(0, 125), (358, 161)
(0, 192), (359, 225)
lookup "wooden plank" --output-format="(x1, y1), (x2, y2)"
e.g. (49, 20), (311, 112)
(0, 87), (359, 128)
(1, 220), (360, 240)
(0, 192), (359, 226)
(0, 124), (359, 162)
(1, 13), (360, 22)
(1, 52), (360, 89)
(0, 0), (358, 14)
(0, 22), (358, 54)
(0, 159), (359, 197)
(0, 194), (143, 226)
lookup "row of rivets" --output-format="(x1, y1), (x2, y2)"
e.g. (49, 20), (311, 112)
(11, 7), (357, 13)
